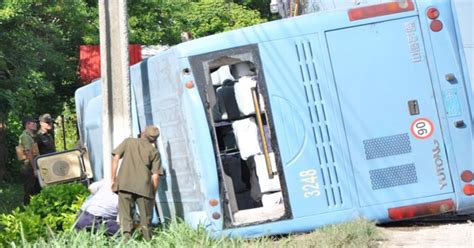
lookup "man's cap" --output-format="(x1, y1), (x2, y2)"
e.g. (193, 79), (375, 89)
(22, 116), (36, 127)
(144, 125), (160, 142)
(38, 113), (53, 123)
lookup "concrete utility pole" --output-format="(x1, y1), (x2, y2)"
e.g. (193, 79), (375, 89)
(98, 0), (132, 181)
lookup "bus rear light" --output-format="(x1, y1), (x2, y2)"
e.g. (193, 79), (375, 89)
(426, 8), (440, 19)
(209, 199), (219, 207)
(388, 199), (454, 220)
(430, 20), (443, 32)
(461, 170), (474, 183)
(463, 184), (474, 195)
(348, 0), (414, 21)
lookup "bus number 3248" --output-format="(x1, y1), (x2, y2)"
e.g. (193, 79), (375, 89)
(299, 169), (321, 198)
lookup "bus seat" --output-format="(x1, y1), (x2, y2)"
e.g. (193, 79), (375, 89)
(222, 153), (247, 193)
(249, 152), (281, 193)
(261, 191), (283, 207)
(232, 117), (262, 160)
(211, 65), (234, 86)
(216, 80), (241, 120)
(234, 76), (266, 115)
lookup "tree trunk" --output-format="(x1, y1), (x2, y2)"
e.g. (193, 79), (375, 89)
(0, 120), (8, 181)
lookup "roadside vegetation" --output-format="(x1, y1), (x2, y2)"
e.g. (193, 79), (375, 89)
(4, 218), (379, 247)
(0, 183), (89, 246)
(0, 182), (22, 214)
(0, 183), (379, 247)
(0, 0), (269, 186)
(275, 219), (380, 248)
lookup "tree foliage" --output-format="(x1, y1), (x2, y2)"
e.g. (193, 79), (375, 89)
(0, 0), (267, 180)
(0, 0), (266, 118)
(0, 1), (95, 119)
(0, 0), (97, 180)
(128, 0), (265, 45)
(232, 0), (278, 20)
(181, 0), (265, 39)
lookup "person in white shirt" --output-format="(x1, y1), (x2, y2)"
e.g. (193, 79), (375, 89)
(74, 180), (119, 235)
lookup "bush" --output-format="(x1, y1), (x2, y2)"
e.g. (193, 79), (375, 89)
(0, 183), (23, 214)
(0, 182), (89, 245)
(54, 104), (79, 152)
(4, 115), (23, 182)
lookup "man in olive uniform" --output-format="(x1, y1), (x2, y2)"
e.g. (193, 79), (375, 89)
(111, 125), (163, 241)
(18, 116), (41, 204)
(36, 113), (56, 155)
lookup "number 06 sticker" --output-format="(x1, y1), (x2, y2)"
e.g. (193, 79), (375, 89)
(410, 117), (434, 139)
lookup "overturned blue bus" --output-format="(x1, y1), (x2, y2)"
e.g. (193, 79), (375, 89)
(68, 0), (474, 237)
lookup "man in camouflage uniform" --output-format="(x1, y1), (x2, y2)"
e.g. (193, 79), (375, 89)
(18, 116), (40, 204)
(36, 113), (56, 155)
(111, 125), (163, 241)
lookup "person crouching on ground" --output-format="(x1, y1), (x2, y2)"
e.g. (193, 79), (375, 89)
(111, 125), (163, 241)
(74, 179), (119, 235)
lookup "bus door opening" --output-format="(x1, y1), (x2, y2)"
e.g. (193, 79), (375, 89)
(190, 47), (290, 227)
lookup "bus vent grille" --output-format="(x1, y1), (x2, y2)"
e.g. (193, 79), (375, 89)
(363, 133), (411, 160)
(295, 40), (343, 207)
(369, 163), (418, 190)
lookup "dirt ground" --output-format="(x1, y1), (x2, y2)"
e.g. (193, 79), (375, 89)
(376, 218), (474, 248)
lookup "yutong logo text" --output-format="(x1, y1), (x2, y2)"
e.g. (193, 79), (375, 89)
(432, 139), (447, 190)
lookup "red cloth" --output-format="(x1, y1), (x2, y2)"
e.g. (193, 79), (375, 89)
(79, 44), (142, 84)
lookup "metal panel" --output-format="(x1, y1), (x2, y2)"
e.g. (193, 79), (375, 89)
(369, 163), (417, 190)
(295, 40), (343, 207)
(75, 81), (104, 181)
(131, 50), (205, 220)
(259, 34), (352, 218)
(452, 0), (474, 91)
(327, 17), (454, 207)
(363, 133), (412, 160)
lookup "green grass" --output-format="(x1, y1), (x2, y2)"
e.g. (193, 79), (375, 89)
(11, 219), (379, 248)
(0, 183), (23, 214)
(0, 183), (379, 247)
(275, 219), (380, 248)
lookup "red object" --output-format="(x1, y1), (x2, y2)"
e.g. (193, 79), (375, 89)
(348, 0), (414, 21)
(426, 7), (440, 19)
(461, 170), (474, 183)
(463, 184), (474, 195)
(388, 199), (454, 220)
(79, 44), (142, 84)
(410, 118), (435, 140)
(185, 80), (194, 89)
(209, 199), (219, 207)
(430, 20), (443, 32)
